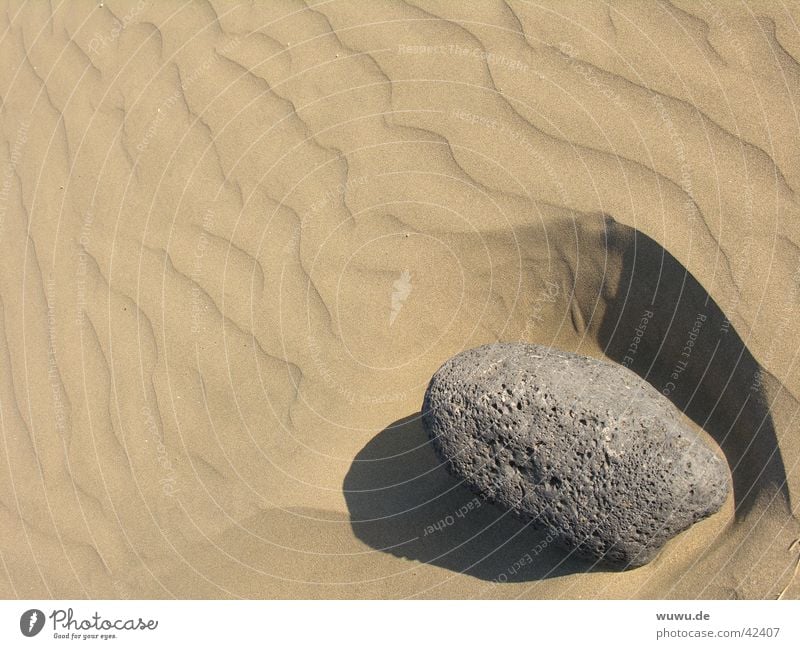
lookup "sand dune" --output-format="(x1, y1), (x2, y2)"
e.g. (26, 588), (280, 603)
(1, 0), (799, 598)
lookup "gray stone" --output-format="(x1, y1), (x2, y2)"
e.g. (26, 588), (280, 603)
(422, 343), (730, 568)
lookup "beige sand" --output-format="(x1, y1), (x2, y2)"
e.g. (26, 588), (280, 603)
(1, 0), (799, 599)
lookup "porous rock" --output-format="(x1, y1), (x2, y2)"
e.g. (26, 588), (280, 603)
(422, 343), (729, 568)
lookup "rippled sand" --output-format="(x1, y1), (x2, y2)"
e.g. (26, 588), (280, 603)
(1, 1), (799, 598)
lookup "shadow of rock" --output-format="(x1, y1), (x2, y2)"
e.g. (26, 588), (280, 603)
(598, 221), (788, 515)
(344, 414), (593, 582)
(343, 217), (788, 583)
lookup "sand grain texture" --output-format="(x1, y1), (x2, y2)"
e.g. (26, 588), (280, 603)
(0, 0), (799, 598)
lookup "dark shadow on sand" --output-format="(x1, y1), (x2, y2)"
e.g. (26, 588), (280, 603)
(598, 221), (788, 515)
(343, 414), (591, 582)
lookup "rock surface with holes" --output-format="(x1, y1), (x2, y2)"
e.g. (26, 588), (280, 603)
(422, 343), (729, 568)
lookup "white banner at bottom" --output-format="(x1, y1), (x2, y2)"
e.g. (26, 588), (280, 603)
(0, 600), (797, 648)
